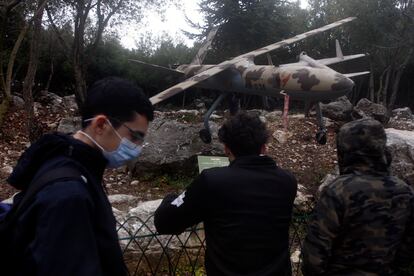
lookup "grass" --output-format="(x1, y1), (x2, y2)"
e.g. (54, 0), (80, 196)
(139, 171), (196, 190)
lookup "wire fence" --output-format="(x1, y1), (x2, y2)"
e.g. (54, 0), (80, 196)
(116, 203), (314, 276)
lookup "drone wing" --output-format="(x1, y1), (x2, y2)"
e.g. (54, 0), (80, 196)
(129, 59), (185, 77)
(238, 17), (356, 60)
(150, 61), (233, 104)
(150, 17), (357, 105)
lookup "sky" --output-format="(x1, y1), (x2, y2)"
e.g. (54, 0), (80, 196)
(120, 0), (309, 49)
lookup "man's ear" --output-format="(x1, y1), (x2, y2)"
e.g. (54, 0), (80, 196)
(89, 115), (108, 135)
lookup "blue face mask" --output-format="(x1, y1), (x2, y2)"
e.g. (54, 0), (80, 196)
(79, 121), (143, 168)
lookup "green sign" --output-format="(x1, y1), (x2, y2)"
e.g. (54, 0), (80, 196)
(197, 156), (230, 173)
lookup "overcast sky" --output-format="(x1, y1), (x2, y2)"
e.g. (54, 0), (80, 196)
(120, 0), (309, 49)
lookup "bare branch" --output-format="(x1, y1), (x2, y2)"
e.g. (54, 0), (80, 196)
(45, 5), (70, 58)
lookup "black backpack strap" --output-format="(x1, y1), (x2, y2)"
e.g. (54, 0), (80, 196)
(13, 166), (84, 217)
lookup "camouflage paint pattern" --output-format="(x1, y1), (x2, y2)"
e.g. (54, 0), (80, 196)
(190, 27), (219, 65)
(302, 119), (414, 276)
(150, 17), (359, 105)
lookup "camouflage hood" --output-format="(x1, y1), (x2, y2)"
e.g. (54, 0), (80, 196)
(336, 118), (391, 175)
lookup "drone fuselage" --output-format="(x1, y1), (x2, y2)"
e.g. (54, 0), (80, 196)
(176, 60), (354, 102)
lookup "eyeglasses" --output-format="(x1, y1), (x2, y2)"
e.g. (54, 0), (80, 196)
(109, 117), (145, 144)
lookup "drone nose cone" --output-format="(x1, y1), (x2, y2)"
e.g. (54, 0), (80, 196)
(332, 75), (354, 91)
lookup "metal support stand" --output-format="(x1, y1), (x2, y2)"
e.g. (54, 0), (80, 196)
(315, 102), (327, 145)
(282, 94), (290, 132)
(199, 93), (226, 144)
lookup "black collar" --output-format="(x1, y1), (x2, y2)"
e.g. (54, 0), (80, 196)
(230, 155), (277, 168)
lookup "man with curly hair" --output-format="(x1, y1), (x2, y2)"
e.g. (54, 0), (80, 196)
(155, 113), (297, 275)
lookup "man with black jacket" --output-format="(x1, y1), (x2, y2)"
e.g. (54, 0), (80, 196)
(4, 77), (154, 275)
(154, 113), (298, 276)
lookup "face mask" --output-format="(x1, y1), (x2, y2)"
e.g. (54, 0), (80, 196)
(79, 120), (142, 168)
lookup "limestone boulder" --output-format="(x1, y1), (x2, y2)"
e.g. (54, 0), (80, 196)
(132, 112), (223, 174)
(320, 96), (354, 122)
(386, 128), (414, 184)
(57, 117), (82, 134)
(352, 98), (389, 124)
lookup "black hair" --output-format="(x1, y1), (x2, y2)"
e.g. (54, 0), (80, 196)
(218, 113), (269, 157)
(81, 77), (154, 128)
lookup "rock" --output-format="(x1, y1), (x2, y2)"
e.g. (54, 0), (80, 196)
(391, 107), (413, 120)
(57, 117), (82, 134)
(290, 250), (301, 265)
(272, 130), (292, 144)
(194, 98), (208, 111)
(37, 90), (63, 105)
(320, 96), (353, 122)
(36, 91), (64, 113)
(62, 95), (78, 112)
(176, 109), (200, 116)
(318, 173), (339, 195)
(128, 199), (162, 218)
(386, 128), (414, 183)
(195, 101), (206, 110)
(132, 115), (223, 174)
(294, 184), (313, 212)
(116, 199), (204, 253)
(130, 180), (139, 186)
(352, 98), (389, 124)
(210, 114), (223, 120)
(265, 111), (282, 122)
(1, 166), (13, 175)
(323, 117), (335, 128)
(33, 102), (42, 115)
(47, 122), (58, 129)
(388, 107), (414, 130)
(12, 96), (24, 109)
(108, 194), (139, 205)
(246, 109), (267, 117)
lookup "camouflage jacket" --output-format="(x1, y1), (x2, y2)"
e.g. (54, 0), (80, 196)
(301, 170), (414, 276)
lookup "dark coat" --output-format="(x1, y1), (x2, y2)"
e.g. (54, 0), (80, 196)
(5, 133), (127, 276)
(155, 155), (297, 276)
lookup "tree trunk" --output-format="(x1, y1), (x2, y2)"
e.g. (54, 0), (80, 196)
(369, 61), (375, 102)
(382, 67), (392, 107)
(388, 49), (413, 110)
(72, 1), (89, 107)
(45, 59), (54, 91)
(4, 22), (29, 99)
(0, 1), (24, 99)
(22, 0), (45, 142)
(376, 68), (387, 104)
(0, 9), (8, 98)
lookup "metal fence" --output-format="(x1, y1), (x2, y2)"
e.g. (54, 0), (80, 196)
(117, 205), (313, 276)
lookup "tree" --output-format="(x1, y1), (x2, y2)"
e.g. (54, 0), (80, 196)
(193, 0), (303, 64)
(307, 0), (414, 109)
(46, 0), (178, 107)
(22, 0), (48, 141)
(0, 0), (48, 126)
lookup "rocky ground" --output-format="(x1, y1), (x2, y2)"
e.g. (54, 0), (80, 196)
(1, 93), (414, 205)
(1, 92), (414, 275)
(0, 96), (340, 203)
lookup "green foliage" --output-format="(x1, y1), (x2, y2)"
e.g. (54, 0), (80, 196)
(140, 171), (194, 190)
(306, 0), (414, 107)
(196, 0), (306, 63)
(2, 0), (414, 110)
